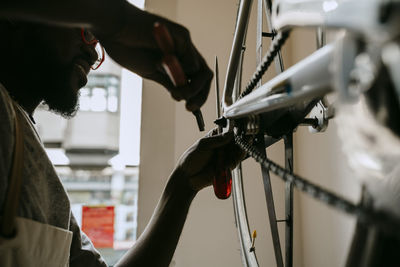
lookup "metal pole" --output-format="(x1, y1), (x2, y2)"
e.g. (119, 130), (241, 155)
(223, 0), (253, 107)
(316, 27), (326, 49)
(257, 0), (263, 69)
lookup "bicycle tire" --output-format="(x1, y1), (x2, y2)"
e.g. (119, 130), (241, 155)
(227, 1), (400, 266)
(230, 1), (259, 266)
(229, 1), (318, 266)
(230, 0), (289, 266)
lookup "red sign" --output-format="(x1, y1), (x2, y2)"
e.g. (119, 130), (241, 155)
(82, 205), (115, 248)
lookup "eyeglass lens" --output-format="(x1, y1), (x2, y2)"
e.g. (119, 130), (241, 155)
(81, 28), (105, 69)
(92, 43), (105, 69)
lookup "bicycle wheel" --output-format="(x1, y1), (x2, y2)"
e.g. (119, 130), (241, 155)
(227, 1), (319, 266)
(229, 0), (288, 266)
(224, 1), (400, 267)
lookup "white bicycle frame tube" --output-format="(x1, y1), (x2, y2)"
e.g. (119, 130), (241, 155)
(222, 0), (400, 119)
(222, 0), (253, 108)
(272, 0), (387, 38)
(224, 43), (335, 119)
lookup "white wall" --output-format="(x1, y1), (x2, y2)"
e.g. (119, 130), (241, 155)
(289, 29), (361, 267)
(138, 1), (362, 267)
(172, 1), (243, 266)
(137, 0), (178, 240)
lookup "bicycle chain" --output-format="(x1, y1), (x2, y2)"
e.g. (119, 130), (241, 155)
(234, 134), (400, 235)
(239, 30), (290, 100)
(233, 28), (400, 233)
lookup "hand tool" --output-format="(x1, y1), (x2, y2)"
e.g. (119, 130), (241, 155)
(153, 22), (205, 131)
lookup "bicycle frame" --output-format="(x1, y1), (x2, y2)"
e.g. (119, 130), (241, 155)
(224, 43), (334, 119)
(222, 0), (400, 121)
(272, 0), (399, 39)
(223, 0), (400, 266)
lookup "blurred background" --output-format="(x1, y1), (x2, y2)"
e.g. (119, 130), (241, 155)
(36, 0), (361, 266)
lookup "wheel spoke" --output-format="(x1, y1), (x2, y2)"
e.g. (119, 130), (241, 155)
(257, 135), (284, 267)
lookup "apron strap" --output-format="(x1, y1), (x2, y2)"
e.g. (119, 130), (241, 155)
(0, 102), (24, 237)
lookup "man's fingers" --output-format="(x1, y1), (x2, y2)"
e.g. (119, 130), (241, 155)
(197, 132), (234, 150)
(149, 71), (177, 91)
(105, 25), (212, 109)
(172, 25), (201, 74)
(168, 47), (213, 109)
(154, 50), (212, 105)
(223, 144), (246, 170)
(185, 73), (212, 111)
(105, 45), (187, 102)
(205, 128), (219, 137)
(170, 63), (212, 111)
(176, 43), (201, 75)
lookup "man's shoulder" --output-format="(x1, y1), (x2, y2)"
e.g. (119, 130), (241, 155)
(0, 83), (11, 100)
(0, 83), (15, 120)
(0, 81), (15, 158)
(0, 83), (16, 214)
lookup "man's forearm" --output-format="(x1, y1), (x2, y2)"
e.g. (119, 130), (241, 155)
(116, 172), (197, 267)
(0, 0), (127, 37)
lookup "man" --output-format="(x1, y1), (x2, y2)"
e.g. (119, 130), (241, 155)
(0, 0), (213, 111)
(0, 4), (241, 267)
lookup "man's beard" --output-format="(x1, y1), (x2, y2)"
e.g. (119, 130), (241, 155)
(0, 23), (87, 118)
(43, 68), (79, 119)
(43, 91), (80, 119)
(38, 64), (81, 118)
(18, 30), (83, 118)
(1, 62), (81, 118)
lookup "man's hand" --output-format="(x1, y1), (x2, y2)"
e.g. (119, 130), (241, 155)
(96, 2), (213, 112)
(0, 0), (212, 111)
(172, 130), (245, 193)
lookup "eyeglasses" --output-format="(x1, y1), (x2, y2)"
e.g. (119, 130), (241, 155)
(81, 28), (105, 70)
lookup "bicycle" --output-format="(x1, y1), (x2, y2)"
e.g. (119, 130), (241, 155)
(214, 0), (400, 266)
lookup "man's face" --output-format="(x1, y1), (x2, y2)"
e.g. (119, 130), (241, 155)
(2, 24), (98, 117)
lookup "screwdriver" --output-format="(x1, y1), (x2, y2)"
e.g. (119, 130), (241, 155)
(154, 23), (231, 199)
(213, 56), (232, 199)
(153, 22), (205, 131)
(213, 167), (232, 199)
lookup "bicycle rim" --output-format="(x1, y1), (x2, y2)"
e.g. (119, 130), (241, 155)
(230, 0), (288, 266)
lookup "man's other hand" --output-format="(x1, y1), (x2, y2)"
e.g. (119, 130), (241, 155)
(96, 2), (213, 112)
(172, 130), (245, 194)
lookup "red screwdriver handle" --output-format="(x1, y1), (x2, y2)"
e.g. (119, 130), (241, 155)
(213, 169), (232, 199)
(153, 22), (186, 87)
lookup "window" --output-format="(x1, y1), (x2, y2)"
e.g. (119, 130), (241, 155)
(38, 33), (143, 267)
(79, 74), (121, 113)
(37, 1), (145, 265)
